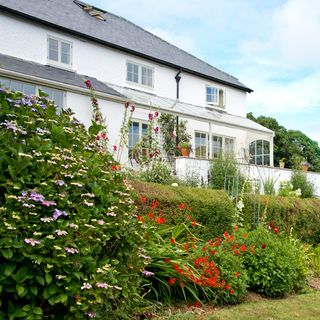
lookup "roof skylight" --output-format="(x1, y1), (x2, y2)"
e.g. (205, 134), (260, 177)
(74, 0), (106, 21)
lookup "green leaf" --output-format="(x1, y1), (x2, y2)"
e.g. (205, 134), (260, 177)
(1, 248), (13, 259)
(4, 263), (16, 276)
(48, 293), (68, 305)
(35, 276), (45, 286)
(12, 266), (32, 283)
(16, 284), (25, 297)
(30, 286), (38, 296)
(45, 272), (52, 284)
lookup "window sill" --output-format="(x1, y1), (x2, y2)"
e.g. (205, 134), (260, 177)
(125, 81), (154, 92)
(47, 61), (73, 71)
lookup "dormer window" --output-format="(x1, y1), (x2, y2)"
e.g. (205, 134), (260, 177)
(206, 85), (225, 108)
(47, 36), (72, 67)
(126, 61), (154, 88)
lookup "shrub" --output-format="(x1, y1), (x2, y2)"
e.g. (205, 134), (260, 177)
(140, 160), (171, 184)
(240, 226), (307, 297)
(131, 181), (234, 240)
(137, 199), (247, 305)
(290, 170), (315, 198)
(0, 88), (145, 319)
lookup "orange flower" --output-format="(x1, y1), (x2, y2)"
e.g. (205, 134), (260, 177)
(235, 272), (240, 277)
(140, 195), (147, 203)
(151, 200), (159, 209)
(168, 278), (176, 286)
(179, 203), (186, 209)
(240, 244), (247, 252)
(155, 216), (165, 224)
(234, 225), (239, 231)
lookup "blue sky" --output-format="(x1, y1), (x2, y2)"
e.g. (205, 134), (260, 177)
(90, 0), (320, 144)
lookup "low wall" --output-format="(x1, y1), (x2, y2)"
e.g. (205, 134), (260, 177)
(175, 157), (320, 197)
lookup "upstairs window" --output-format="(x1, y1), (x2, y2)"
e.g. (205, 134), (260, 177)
(206, 85), (225, 108)
(249, 140), (270, 166)
(126, 62), (153, 88)
(47, 36), (72, 67)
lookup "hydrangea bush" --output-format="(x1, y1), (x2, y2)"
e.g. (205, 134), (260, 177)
(0, 88), (145, 319)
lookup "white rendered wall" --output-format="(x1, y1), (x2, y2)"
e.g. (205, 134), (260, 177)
(0, 13), (247, 116)
(176, 158), (320, 197)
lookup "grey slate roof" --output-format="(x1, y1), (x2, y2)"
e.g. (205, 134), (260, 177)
(0, 0), (252, 92)
(107, 83), (273, 134)
(0, 53), (123, 97)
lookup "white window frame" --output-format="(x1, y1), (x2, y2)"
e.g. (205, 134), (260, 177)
(210, 134), (235, 159)
(206, 85), (226, 109)
(126, 61), (154, 88)
(0, 76), (66, 110)
(47, 35), (73, 68)
(195, 131), (209, 159)
(128, 120), (149, 158)
(249, 139), (270, 166)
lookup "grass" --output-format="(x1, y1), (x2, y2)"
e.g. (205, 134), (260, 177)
(154, 291), (320, 320)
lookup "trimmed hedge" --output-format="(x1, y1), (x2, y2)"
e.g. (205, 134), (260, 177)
(131, 181), (234, 240)
(243, 194), (320, 245)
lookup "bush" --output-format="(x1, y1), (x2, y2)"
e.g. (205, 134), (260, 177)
(239, 227), (307, 297)
(131, 181), (234, 240)
(136, 199), (247, 305)
(139, 160), (171, 184)
(0, 88), (145, 319)
(243, 194), (320, 245)
(290, 170), (315, 198)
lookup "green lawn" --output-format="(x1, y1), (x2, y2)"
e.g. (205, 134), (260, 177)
(155, 291), (320, 320)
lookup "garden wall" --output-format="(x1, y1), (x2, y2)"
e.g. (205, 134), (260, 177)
(175, 157), (320, 197)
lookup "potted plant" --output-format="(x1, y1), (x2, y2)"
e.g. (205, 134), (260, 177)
(179, 142), (192, 157)
(279, 158), (285, 169)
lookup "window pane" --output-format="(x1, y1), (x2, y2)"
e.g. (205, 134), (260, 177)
(11, 80), (23, 92)
(206, 86), (218, 104)
(61, 42), (70, 64)
(52, 89), (64, 108)
(127, 63), (139, 83)
(256, 140), (263, 154)
(263, 140), (270, 154)
(23, 83), (36, 95)
(256, 156), (262, 165)
(142, 123), (148, 136)
(141, 67), (153, 87)
(48, 38), (59, 61)
(0, 77), (10, 88)
(225, 138), (234, 155)
(195, 132), (207, 159)
(263, 155), (270, 166)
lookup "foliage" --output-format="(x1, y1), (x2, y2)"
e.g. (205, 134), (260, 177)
(209, 156), (240, 190)
(0, 87), (145, 319)
(307, 244), (320, 277)
(240, 226), (307, 297)
(247, 113), (320, 172)
(158, 114), (191, 159)
(243, 194), (320, 245)
(140, 160), (172, 184)
(132, 181), (234, 240)
(137, 198), (248, 305)
(262, 176), (276, 195)
(290, 170), (315, 198)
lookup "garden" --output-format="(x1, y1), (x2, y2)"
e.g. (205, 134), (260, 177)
(0, 83), (319, 319)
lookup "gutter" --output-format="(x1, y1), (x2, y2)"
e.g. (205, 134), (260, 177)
(0, 6), (253, 93)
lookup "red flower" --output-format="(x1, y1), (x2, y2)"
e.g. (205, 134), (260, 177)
(225, 285), (230, 290)
(192, 220), (197, 227)
(235, 272), (240, 277)
(184, 241), (189, 252)
(234, 225), (239, 231)
(136, 215), (145, 222)
(242, 233), (248, 239)
(230, 289), (235, 295)
(154, 126), (159, 134)
(234, 250), (239, 256)
(148, 211), (154, 220)
(179, 203), (186, 209)
(170, 238), (176, 245)
(154, 111), (159, 117)
(274, 226), (279, 235)
(155, 216), (165, 224)
(168, 278), (176, 286)
(140, 195), (146, 203)
(261, 243), (267, 249)
(240, 244), (247, 252)
(164, 258), (171, 263)
(148, 112), (154, 121)
(151, 200), (159, 209)
(130, 105), (135, 112)
(111, 165), (118, 171)
(194, 301), (202, 308)
(124, 101), (129, 109)
(84, 79), (91, 88)
(171, 131), (175, 138)
(113, 145), (117, 151)
(223, 231), (230, 238)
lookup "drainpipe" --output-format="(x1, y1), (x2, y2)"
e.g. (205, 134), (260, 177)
(175, 70), (182, 154)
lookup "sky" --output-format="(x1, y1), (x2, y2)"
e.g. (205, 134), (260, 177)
(90, 0), (320, 145)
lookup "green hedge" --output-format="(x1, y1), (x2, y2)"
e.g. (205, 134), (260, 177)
(243, 194), (320, 245)
(131, 181), (234, 240)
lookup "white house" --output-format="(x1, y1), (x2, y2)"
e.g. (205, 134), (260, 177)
(0, 0), (274, 168)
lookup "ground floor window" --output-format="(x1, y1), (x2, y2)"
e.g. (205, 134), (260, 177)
(249, 139), (270, 165)
(195, 132), (208, 159)
(128, 121), (148, 159)
(0, 76), (65, 109)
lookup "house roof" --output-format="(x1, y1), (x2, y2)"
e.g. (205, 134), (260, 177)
(107, 83), (273, 135)
(0, 0), (252, 93)
(0, 53), (124, 97)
